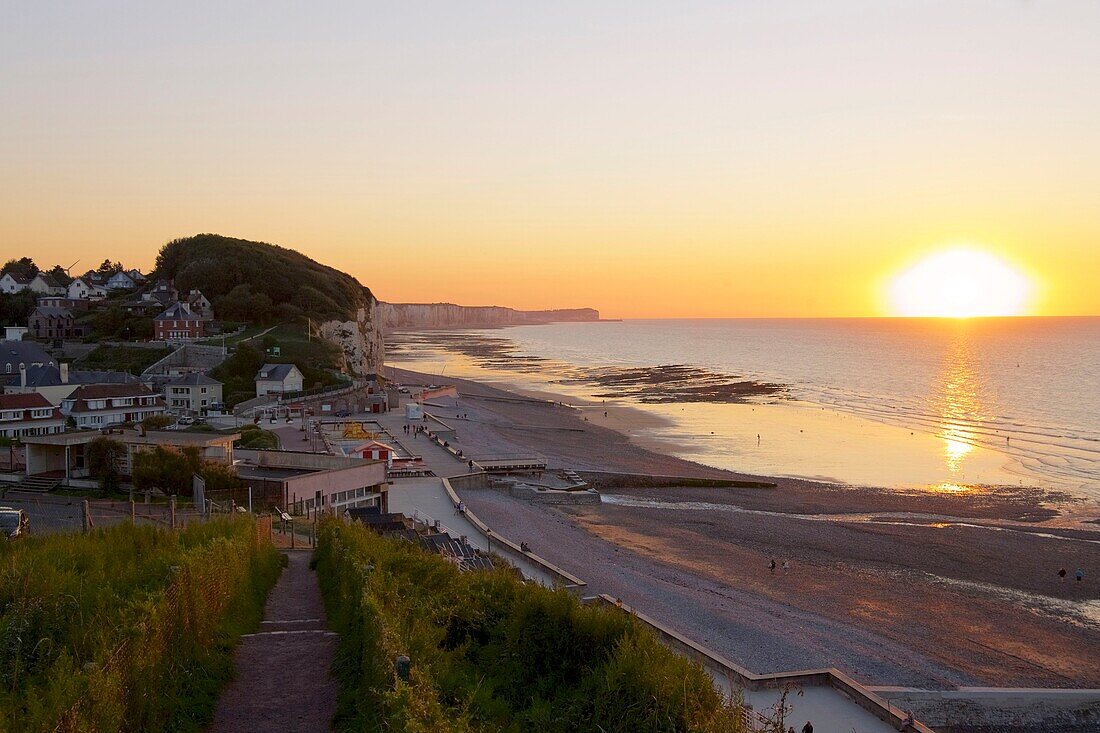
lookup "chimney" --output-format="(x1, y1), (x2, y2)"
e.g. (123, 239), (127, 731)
(19, 364), (27, 388)
(60, 362), (69, 384)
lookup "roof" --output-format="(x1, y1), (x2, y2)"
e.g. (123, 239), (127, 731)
(0, 392), (53, 409)
(20, 429), (236, 447)
(154, 302), (199, 321)
(1, 272), (31, 284)
(353, 441), (394, 453)
(66, 383), (161, 413)
(1, 340), (54, 370)
(166, 373), (222, 387)
(30, 306), (73, 319)
(17, 365), (140, 388)
(68, 383), (156, 401)
(33, 273), (62, 288)
(255, 364), (300, 382)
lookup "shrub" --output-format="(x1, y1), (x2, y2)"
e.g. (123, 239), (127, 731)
(314, 521), (742, 733)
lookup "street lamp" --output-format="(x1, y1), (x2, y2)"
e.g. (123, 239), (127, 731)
(485, 528), (492, 555)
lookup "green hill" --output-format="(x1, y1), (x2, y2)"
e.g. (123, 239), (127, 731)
(154, 234), (374, 324)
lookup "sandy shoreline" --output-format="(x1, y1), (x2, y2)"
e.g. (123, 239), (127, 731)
(392, 366), (1100, 688)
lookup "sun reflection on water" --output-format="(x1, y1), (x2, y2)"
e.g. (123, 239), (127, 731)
(934, 329), (983, 474)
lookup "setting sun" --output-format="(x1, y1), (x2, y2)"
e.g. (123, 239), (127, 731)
(888, 248), (1034, 318)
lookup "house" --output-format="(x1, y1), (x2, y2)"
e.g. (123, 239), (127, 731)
(350, 440), (394, 465)
(67, 278), (107, 300)
(1, 339), (56, 388)
(27, 306), (86, 341)
(154, 302), (205, 341)
(29, 273), (66, 296)
(185, 289), (213, 319)
(254, 363), (304, 397)
(21, 429), (238, 484)
(0, 392), (66, 438)
(0, 272), (31, 294)
(126, 269), (147, 285)
(38, 296), (91, 311)
(4, 362), (139, 405)
(60, 383), (166, 429)
(164, 373), (223, 414)
(143, 279), (179, 306)
(106, 271), (137, 290)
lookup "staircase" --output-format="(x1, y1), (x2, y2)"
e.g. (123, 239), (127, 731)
(8, 475), (62, 494)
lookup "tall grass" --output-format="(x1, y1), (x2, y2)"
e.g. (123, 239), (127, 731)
(0, 518), (282, 733)
(314, 519), (743, 732)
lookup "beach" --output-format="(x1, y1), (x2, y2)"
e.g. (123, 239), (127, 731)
(393, 366), (1100, 689)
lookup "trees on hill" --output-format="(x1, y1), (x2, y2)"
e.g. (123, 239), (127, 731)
(153, 233), (373, 323)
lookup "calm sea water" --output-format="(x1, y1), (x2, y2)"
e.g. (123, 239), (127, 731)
(390, 318), (1100, 501)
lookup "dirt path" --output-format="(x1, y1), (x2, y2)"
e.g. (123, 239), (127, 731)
(208, 551), (338, 733)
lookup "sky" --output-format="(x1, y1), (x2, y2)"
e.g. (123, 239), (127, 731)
(2, 1), (1099, 319)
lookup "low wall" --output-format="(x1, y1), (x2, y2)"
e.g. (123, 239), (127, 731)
(510, 484), (601, 505)
(577, 470), (776, 489)
(441, 477), (586, 593)
(448, 472), (489, 491)
(594, 594), (933, 733)
(870, 687), (1100, 732)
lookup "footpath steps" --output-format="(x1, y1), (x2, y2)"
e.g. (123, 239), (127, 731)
(207, 551), (339, 733)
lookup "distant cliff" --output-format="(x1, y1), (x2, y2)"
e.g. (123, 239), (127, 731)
(378, 303), (600, 330)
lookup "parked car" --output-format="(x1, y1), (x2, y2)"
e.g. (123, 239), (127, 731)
(0, 508), (29, 538)
(177, 416), (194, 426)
(334, 409), (351, 418)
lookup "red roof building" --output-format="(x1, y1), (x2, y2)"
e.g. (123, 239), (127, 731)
(0, 392), (66, 438)
(61, 383), (166, 429)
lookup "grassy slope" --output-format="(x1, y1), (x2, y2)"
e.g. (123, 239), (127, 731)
(0, 518), (282, 732)
(314, 520), (743, 733)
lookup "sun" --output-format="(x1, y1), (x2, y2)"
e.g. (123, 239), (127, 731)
(888, 248), (1033, 318)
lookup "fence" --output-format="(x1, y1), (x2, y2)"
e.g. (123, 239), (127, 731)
(1, 492), (264, 537)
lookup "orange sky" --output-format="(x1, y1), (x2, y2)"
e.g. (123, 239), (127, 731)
(2, 3), (1098, 319)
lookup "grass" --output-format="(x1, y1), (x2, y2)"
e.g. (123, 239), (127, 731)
(0, 517), (282, 732)
(314, 520), (744, 733)
(73, 344), (172, 374)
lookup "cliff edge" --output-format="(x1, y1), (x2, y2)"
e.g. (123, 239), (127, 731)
(379, 302), (600, 330)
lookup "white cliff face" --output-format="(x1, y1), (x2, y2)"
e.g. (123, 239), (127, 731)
(317, 301), (385, 377)
(378, 302), (599, 330)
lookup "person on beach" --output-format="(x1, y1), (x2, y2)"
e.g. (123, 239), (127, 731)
(1059, 567), (1067, 579)
(782, 560), (790, 573)
(1077, 568), (1084, 582)
(769, 558), (776, 573)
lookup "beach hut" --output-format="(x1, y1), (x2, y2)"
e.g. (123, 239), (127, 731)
(351, 440), (395, 466)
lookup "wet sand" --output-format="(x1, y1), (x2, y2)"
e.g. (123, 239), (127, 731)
(393, 367), (1100, 687)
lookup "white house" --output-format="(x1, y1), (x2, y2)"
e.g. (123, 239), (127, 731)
(0, 392), (66, 438)
(255, 363), (305, 397)
(106, 271), (137, 290)
(68, 278), (107, 300)
(60, 383), (166, 429)
(0, 273), (31, 294)
(29, 273), (66, 296)
(164, 373), (223, 414)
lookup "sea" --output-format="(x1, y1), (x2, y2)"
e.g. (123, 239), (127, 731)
(387, 318), (1100, 504)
